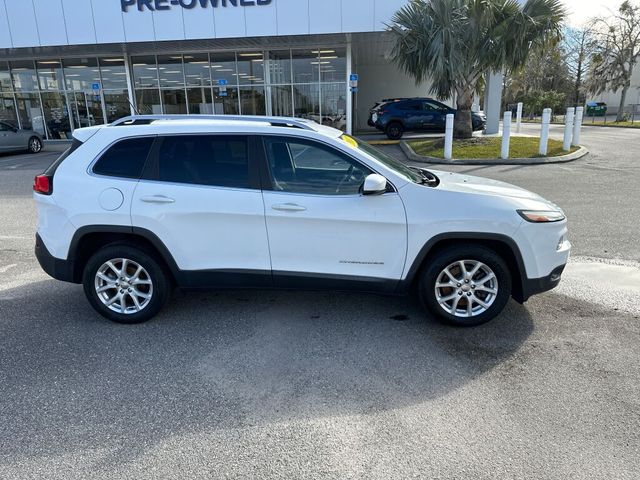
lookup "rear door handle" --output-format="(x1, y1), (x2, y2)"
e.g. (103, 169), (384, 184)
(272, 203), (307, 212)
(141, 195), (175, 204)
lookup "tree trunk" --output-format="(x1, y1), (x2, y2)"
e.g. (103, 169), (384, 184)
(617, 83), (629, 122)
(454, 88), (474, 139)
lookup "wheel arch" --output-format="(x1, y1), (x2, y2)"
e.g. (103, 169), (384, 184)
(400, 233), (527, 303)
(67, 225), (180, 285)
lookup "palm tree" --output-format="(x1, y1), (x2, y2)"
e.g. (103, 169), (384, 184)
(389, 0), (566, 138)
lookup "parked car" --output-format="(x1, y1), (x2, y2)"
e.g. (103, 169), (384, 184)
(0, 122), (43, 154)
(368, 98), (486, 139)
(34, 115), (569, 327)
(586, 102), (607, 117)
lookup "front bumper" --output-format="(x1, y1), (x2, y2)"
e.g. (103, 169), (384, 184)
(519, 264), (566, 302)
(35, 233), (75, 283)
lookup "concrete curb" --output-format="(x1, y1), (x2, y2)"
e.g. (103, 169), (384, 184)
(399, 141), (590, 166)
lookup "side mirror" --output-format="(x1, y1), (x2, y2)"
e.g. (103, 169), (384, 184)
(363, 174), (388, 196)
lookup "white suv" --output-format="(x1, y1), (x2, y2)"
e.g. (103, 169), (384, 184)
(34, 115), (570, 327)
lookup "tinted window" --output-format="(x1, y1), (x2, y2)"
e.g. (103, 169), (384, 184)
(157, 135), (250, 188)
(0, 122), (12, 131)
(264, 137), (371, 195)
(93, 137), (154, 179)
(398, 102), (421, 111)
(424, 101), (449, 112)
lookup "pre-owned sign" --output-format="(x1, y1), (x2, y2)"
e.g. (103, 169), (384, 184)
(121, 0), (272, 13)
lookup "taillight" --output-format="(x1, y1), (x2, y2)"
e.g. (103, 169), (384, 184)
(33, 175), (52, 195)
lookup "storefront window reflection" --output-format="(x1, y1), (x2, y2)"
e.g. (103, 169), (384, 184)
(270, 85), (293, 117)
(240, 86), (266, 115)
(0, 47), (350, 134)
(15, 92), (45, 134)
(237, 52), (264, 85)
(213, 87), (239, 115)
(184, 54), (212, 87)
(0, 62), (12, 92)
(187, 87), (214, 114)
(104, 90), (130, 123)
(0, 93), (18, 126)
(10, 60), (39, 92)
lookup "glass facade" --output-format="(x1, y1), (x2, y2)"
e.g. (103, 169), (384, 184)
(0, 47), (348, 138)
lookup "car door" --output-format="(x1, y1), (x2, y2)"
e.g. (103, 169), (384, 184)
(398, 101), (424, 130)
(260, 135), (407, 291)
(131, 134), (272, 287)
(0, 122), (20, 151)
(424, 101), (452, 131)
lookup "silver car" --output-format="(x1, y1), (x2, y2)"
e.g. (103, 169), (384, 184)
(0, 122), (43, 154)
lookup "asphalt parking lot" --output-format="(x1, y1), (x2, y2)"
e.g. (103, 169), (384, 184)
(0, 125), (639, 479)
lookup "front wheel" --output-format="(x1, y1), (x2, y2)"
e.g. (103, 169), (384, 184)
(418, 245), (512, 327)
(385, 122), (404, 140)
(82, 245), (170, 324)
(28, 137), (43, 153)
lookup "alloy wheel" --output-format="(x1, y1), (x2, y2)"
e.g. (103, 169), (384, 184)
(94, 258), (154, 315)
(29, 138), (42, 153)
(434, 259), (499, 318)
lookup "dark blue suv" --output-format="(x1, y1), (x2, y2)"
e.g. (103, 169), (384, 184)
(368, 98), (486, 140)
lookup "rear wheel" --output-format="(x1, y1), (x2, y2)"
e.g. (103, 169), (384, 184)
(82, 245), (170, 324)
(385, 122), (404, 140)
(418, 245), (512, 327)
(28, 137), (42, 153)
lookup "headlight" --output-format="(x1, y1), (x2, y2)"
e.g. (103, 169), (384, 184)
(517, 210), (566, 223)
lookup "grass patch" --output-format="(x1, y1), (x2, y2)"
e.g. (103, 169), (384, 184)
(408, 136), (579, 160)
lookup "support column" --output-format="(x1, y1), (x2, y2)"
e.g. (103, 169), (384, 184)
(124, 54), (137, 116)
(346, 34), (353, 135)
(483, 71), (503, 135)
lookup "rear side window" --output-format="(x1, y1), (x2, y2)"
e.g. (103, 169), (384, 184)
(93, 137), (154, 179)
(43, 138), (84, 176)
(156, 135), (250, 189)
(398, 101), (421, 111)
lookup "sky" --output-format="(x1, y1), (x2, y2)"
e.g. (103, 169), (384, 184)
(562, 0), (624, 27)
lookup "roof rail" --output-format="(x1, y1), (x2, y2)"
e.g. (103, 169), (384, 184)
(110, 115), (317, 131)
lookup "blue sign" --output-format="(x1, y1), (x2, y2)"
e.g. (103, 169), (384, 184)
(218, 79), (228, 86)
(351, 87), (359, 94)
(349, 74), (359, 82)
(92, 83), (101, 91)
(121, 0), (272, 13)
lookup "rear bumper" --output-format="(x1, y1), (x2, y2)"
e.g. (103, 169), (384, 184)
(519, 264), (565, 302)
(35, 233), (76, 283)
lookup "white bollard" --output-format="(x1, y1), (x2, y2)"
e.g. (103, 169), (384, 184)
(501, 111), (512, 159)
(563, 107), (575, 151)
(444, 113), (454, 160)
(539, 108), (552, 156)
(572, 106), (584, 146)
(516, 102), (523, 133)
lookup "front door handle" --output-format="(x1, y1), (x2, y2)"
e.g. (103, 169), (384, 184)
(141, 195), (175, 204)
(272, 203), (307, 212)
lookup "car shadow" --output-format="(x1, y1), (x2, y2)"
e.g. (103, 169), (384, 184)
(0, 279), (534, 467)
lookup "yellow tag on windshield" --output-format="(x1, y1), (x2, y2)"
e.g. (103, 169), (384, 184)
(340, 134), (359, 149)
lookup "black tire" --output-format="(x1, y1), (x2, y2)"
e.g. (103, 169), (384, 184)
(28, 136), (42, 154)
(418, 245), (512, 327)
(385, 122), (404, 140)
(82, 245), (170, 324)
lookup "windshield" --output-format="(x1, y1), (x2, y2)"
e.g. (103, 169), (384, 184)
(339, 135), (424, 184)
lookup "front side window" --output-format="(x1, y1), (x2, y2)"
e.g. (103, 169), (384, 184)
(157, 135), (250, 189)
(0, 122), (12, 132)
(93, 137), (154, 179)
(263, 137), (371, 195)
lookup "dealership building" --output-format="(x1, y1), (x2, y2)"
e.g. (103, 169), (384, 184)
(0, 0), (503, 140)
